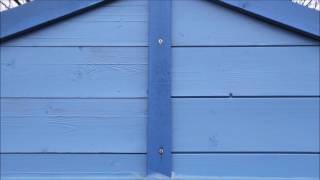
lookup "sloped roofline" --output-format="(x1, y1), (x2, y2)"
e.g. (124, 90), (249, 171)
(0, 0), (319, 42)
(0, 0), (113, 42)
(211, 0), (320, 40)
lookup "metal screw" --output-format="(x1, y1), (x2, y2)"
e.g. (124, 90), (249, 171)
(159, 147), (164, 156)
(158, 38), (164, 45)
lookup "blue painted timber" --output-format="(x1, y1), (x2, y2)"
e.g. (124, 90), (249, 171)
(1, 98), (318, 153)
(1, 0), (148, 47)
(0, 0), (319, 179)
(1, 46), (318, 97)
(2, 0), (318, 46)
(147, 0), (172, 176)
(1, 0), (319, 42)
(0, 0), (112, 42)
(172, 0), (319, 46)
(1, 154), (319, 179)
(211, 0), (320, 40)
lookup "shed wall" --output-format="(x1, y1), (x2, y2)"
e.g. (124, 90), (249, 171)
(1, 0), (319, 179)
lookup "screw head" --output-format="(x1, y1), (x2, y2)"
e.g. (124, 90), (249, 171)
(159, 147), (164, 155)
(158, 38), (164, 45)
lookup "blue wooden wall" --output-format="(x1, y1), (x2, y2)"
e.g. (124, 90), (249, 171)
(1, 0), (319, 179)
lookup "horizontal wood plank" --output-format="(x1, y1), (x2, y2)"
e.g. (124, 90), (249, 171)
(173, 98), (320, 152)
(172, 46), (320, 96)
(1, 154), (146, 180)
(1, 98), (146, 153)
(1, 98), (318, 153)
(0, 47), (147, 65)
(1, 0), (148, 46)
(172, 0), (319, 46)
(173, 153), (320, 179)
(1, 47), (147, 98)
(1, 46), (318, 97)
(1, 154), (319, 179)
(1, 64), (147, 98)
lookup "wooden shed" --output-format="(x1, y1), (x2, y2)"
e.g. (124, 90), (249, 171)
(1, 0), (319, 179)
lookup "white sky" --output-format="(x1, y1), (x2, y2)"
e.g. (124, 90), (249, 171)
(292, 0), (320, 10)
(0, 0), (31, 11)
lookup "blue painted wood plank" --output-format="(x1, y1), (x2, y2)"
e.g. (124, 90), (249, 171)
(147, 0), (172, 176)
(0, 47), (147, 65)
(214, 0), (320, 40)
(1, 154), (319, 179)
(0, 0), (110, 41)
(1, 98), (146, 153)
(173, 98), (320, 152)
(172, 0), (319, 46)
(1, 98), (318, 153)
(173, 154), (320, 179)
(172, 46), (320, 96)
(1, 154), (146, 180)
(1, 0), (147, 46)
(0, 47), (147, 98)
(1, 64), (147, 98)
(1, 46), (318, 97)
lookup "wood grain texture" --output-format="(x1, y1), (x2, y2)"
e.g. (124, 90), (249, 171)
(1, 0), (148, 46)
(211, 0), (320, 39)
(172, 0), (319, 46)
(173, 98), (320, 152)
(0, 0), (108, 41)
(1, 98), (146, 153)
(1, 47), (147, 98)
(1, 154), (319, 180)
(2, 0), (318, 46)
(1, 0), (319, 179)
(0, 154), (146, 180)
(1, 98), (318, 153)
(172, 46), (320, 96)
(0, 47), (147, 65)
(173, 153), (320, 179)
(2, 46), (318, 97)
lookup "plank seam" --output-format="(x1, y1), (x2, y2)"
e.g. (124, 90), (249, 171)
(1, 152), (319, 155)
(172, 152), (320, 154)
(1, 96), (319, 99)
(1, 45), (319, 47)
(172, 96), (320, 98)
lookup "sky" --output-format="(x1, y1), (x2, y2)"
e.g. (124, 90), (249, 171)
(292, 0), (320, 10)
(0, 0), (31, 11)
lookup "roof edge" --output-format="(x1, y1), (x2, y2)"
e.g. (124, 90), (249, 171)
(0, 0), (115, 43)
(1, 0), (319, 42)
(210, 0), (320, 40)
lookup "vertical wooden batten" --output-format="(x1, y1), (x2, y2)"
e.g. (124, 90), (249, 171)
(147, 0), (172, 176)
